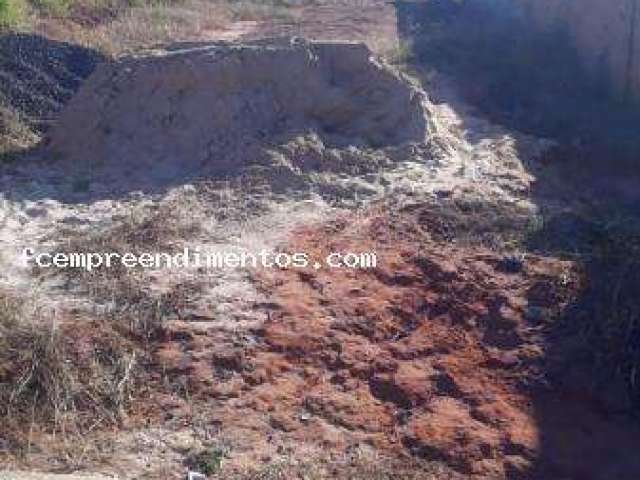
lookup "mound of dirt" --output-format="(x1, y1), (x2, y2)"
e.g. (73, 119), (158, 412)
(0, 33), (104, 132)
(48, 39), (430, 190)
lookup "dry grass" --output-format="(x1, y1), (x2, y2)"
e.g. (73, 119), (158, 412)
(0, 291), (141, 462)
(17, 0), (297, 56)
(0, 206), (203, 461)
(396, 194), (539, 253)
(375, 38), (411, 66)
(553, 215), (640, 405)
(0, 102), (39, 162)
(225, 0), (294, 22)
(36, 205), (199, 338)
(0, 0), (26, 27)
(208, 449), (459, 480)
(68, 0), (233, 55)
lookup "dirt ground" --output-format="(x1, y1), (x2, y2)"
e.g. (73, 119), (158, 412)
(2, 1), (640, 479)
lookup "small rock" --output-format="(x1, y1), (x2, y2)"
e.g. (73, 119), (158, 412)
(524, 305), (545, 323)
(298, 411), (312, 423)
(25, 206), (48, 218)
(187, 471), (207, 480)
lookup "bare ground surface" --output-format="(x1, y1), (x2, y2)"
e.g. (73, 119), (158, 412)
(2, 1), (640, 480)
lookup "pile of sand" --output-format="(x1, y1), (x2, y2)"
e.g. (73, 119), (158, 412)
(47, 39), (431, 193)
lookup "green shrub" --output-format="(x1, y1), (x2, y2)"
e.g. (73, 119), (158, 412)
(190, 446), (228, 475)
(0, 0), (25, 28)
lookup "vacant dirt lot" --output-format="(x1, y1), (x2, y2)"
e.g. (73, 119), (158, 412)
(2, 1), (640, 480)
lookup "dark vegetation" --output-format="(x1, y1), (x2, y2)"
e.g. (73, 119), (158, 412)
(527, 201), (640, 409)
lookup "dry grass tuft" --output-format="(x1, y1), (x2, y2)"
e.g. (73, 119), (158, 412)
(0, 206), (201, 459)
(74, 0), (232, 55)
(225, 0), (295, 22)
(559, 216), (640, 404)
(27, 0), (297, 56)
(397, 194), (539, 252)
(36, 206), (199, 338)
(376, 38), (412, 66)
(0, 291), (141, 460)
(0, 102), (39, 162)
(211, 449), (458, 480)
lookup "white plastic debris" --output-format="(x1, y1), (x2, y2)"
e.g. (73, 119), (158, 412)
(187, 472), (207, 480)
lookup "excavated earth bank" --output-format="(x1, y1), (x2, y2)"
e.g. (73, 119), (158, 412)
(48, 39), (430, 191)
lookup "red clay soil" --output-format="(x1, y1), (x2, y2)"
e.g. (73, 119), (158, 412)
(152, 201), (640, 479)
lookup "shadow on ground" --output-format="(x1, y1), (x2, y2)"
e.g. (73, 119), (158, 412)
(396, 0), (640, 478)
